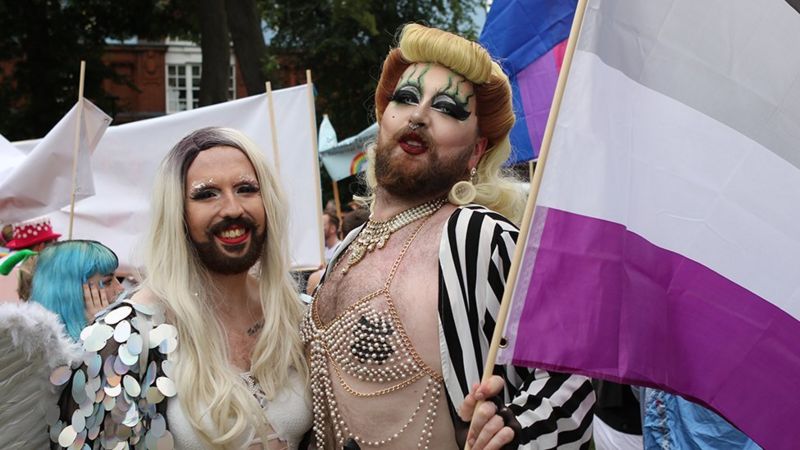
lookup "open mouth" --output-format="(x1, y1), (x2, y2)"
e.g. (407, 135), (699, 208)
(214, 225), (250, 245)
(398, 132), (428, 155)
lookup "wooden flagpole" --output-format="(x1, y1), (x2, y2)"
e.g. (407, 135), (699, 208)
(67, 60), (86, 239)
(265, 81), (282, 174)
(332, 180), (343, 220)
(467, 0), (589, 445)
(305, 70), (326, 266)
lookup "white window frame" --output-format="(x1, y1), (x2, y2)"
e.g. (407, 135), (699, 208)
(165, 40), (237, 114)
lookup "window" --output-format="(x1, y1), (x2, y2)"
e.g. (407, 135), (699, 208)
(166, 63), (236, 113)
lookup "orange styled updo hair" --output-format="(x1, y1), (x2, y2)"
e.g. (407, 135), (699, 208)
(370, 24), (524, 223)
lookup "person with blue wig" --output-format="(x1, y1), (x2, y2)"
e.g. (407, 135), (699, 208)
(0, 239), (122, 448)
(30, 239), (123, 340)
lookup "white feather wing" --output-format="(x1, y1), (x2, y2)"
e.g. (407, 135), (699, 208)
(0, 302), (83, 449)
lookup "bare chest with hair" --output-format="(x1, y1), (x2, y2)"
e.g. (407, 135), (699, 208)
(314, 208), (450, 341)
(310, 208), (458, 449)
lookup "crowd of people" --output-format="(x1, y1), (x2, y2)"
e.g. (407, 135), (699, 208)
(0, 23), (757, 450)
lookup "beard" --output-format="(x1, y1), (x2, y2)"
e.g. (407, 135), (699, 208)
(374, 128), (473, 200)
(191, 217), (266, 275)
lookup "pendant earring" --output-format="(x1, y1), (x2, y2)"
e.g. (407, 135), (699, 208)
(448, 167), (478, 205)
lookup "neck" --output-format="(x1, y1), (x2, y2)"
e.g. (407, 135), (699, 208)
(371, 187), (447, 221)
(207, 270), (258, 320)
(325, 234), (339, 247)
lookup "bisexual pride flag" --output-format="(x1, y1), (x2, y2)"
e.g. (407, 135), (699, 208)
(500, 1), (800, 448)
(480, 0), (577, 164)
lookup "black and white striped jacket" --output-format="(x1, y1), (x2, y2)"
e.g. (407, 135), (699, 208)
(326, 205), (595, 449)
(438, 205), (595, 449)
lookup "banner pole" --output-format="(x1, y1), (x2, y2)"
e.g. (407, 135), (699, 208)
(467, 0), (589, 446)
(305, 70), (326, 266)
(332, 179), (342, 221)
(265, 81), (282, 174)
(67, 60), (86, 239)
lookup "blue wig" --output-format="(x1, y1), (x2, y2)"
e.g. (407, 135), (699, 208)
(30, 240), (119, 341)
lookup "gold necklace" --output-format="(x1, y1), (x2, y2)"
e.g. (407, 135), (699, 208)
(341, 198), (446, 274)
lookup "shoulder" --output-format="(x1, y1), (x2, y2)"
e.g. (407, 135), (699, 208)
(442, 205), (519, 253)
(129, 286), (162, 307)
(445, 205), (519, 235)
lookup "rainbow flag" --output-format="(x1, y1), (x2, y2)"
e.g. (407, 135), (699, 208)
(501, 1), (800, 449)
(319, 123), (377, 181)
(480, 0), (577, 164)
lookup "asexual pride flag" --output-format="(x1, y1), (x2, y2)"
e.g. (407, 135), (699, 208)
(480, 0), (576, 164)
(500, 1), (800, 448)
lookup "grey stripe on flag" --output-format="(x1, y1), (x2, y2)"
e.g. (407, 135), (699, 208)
(578, 0), (800, 169)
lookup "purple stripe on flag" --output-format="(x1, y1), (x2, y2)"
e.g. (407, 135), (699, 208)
(513, 207), (800, 450)
(517, 40), (567, 153)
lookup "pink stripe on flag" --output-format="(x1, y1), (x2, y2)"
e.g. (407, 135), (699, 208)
(517, 40), (567, 153)
(513, 206), (800, 450)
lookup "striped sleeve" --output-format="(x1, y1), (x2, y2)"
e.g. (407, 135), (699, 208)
(438, 206), (596, 449)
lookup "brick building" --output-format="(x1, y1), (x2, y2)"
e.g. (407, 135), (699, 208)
(102, 39), (303, 124)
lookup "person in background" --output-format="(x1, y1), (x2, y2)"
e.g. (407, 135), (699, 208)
(642, 389), (761, 449)
(2, 217), (62, 300)
(0, 240), (122, 448)
(306, 209), (370, 296)
(593, 380), (643, 450)
(30, 240), (123, 339)
(322, 211), (341, 262)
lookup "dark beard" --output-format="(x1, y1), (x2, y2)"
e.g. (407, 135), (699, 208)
(191, 217), (266, 275)
(374, 130), (472, 200)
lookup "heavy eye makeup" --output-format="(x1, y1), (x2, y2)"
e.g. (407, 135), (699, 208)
(432, 94), (471, 121)
(99, 275), (115, 288)
(234, 180), (260, 194)
(390, 84), (421, 105)
(188, 185), (219, 200)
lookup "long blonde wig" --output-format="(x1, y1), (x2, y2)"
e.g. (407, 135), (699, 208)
(143, 127), (306, 448)
(369, 23), (525, 224)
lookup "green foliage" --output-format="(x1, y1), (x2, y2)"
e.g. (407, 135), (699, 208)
(0, 0), (193, 140)
(260, 0), (481, 138)
(260, 0), (481, 207)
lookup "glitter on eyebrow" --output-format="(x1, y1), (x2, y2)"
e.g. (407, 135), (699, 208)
(237, 175), (259, 186)
(190, 178), (214, 191)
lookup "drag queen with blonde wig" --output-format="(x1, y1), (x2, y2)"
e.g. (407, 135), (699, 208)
(50, 127), (311, 449)
(368, 23), (526, 224)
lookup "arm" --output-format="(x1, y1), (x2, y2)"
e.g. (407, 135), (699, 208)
(50, 301), (176, 449)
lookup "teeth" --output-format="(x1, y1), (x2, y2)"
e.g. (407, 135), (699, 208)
(407, 140), (422, 146)
(219, 228), (245, 239)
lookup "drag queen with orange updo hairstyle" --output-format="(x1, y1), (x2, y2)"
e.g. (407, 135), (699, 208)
(304, 24), (594, 450)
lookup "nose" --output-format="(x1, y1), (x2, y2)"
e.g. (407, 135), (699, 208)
(219, 191), (245, 218)
(409, 103), (431, 128)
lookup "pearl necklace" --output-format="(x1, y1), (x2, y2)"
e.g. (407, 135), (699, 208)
(341, 198), (446, 274)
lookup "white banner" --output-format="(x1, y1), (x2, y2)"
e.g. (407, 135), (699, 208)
(0, 100), (111, 224)
(26, 88), (322, 272)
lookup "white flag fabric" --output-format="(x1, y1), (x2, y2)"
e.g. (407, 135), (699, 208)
(0, 135), (26, 181)
(318, 114), (338, 151)
(503, 1), (800, 449)
(44, 87), (322, 272)
(0, 100), (111, 223)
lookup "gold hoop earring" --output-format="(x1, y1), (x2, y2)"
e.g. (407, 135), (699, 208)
(448, 167), (478, 205)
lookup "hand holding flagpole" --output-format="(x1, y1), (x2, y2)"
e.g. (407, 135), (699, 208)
(68, 60), (86, 239)
(464, 0), (589, 447)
